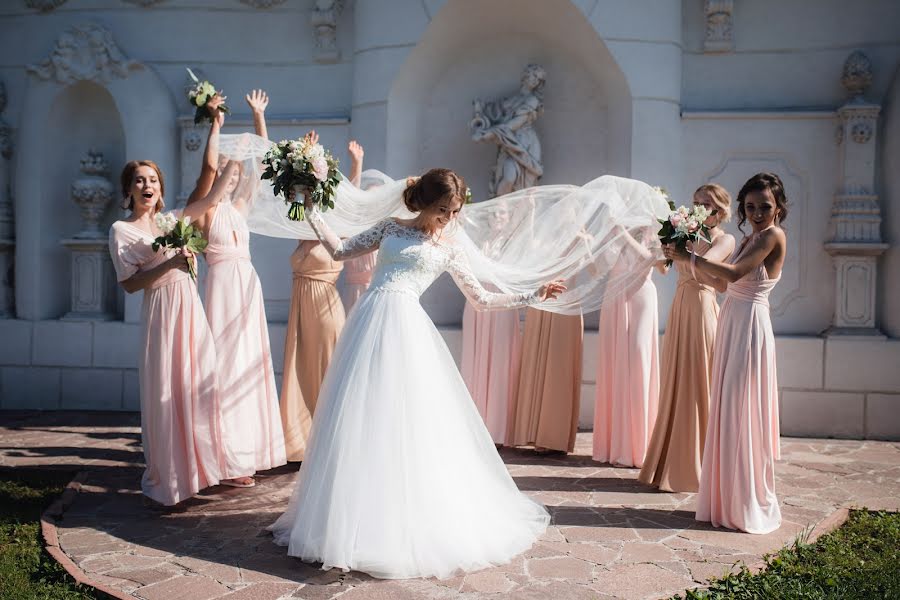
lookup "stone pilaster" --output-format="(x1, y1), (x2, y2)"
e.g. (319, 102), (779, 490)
(825, 51), (888, 337)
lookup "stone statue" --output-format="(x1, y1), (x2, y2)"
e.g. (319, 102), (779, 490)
(471, 64), (546, 197)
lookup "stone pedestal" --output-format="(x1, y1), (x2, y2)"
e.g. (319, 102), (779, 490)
(825, 51), (887, 338)
(59, 238), (117, 321)
(61, 150), (117, 321)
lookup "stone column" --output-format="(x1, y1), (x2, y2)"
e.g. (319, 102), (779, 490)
(60, 150), (117, 321)
(824, 51), (888, 337)
(0, 81), (14, 318)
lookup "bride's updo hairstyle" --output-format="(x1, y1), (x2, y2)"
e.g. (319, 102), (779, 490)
(403, 168), (467, 213)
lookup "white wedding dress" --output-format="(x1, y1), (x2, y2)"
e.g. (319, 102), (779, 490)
(268, 208), (550, 579)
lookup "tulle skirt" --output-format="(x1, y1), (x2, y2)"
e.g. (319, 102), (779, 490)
(269, 288), (549, 579)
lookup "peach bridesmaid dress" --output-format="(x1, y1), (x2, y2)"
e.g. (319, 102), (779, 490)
(204, 202), (286, 478)
(507, 309), (582, 453)
(639, 243), (718, 492)
(280, 240), (346, 461)
(341, 252), (377, 312)
(461, 302), (522, 444)
(696, 235), (782, 534)
(109, 218), (223, 506)
(593, 269), (660, 467)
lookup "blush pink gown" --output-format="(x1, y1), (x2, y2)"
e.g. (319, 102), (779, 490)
(593, 269), (660, 467)
(696, 237), (782, 534)
(461, 302), (522, 444)
(204, 202), (286, 478)
(109, 218), (223, 506)
(341, 252), (377, 312)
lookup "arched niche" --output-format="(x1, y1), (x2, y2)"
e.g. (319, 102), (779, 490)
(879, 64), (900, 338)
(38, 81), (126, 320)
(386, 0), (631, 325)
(15, 28), (176, 322)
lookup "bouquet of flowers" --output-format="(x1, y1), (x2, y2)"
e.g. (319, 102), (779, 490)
(260, 137), (342, 221)
(186, 68), (229, 125)
(152, 213), (208, 281)
(655, 188), (712, 266)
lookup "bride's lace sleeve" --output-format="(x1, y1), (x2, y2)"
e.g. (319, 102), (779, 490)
(447, 248), (541, 311)
(307, 206), (387, 261)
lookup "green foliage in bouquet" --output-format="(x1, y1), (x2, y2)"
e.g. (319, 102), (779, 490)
(260, 139), (343, 222)
(152, 216), (208, 280)
(187, 68), (230, 125)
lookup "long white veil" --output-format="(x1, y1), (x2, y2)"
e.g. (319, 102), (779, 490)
(219, 133), (669, 315)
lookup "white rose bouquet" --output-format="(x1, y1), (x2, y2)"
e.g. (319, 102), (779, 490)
(260, 136), (342, 221)
(186, 68), (229, 125)
(152, 213), (208, 281)
(655, 188), (712, 267)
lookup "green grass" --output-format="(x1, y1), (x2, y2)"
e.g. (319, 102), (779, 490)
(674, 510), (900, 600)
(0, 470), (100, 600)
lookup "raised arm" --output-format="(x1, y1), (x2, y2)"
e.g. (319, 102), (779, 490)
(447, 249), (565, 311)
(246, 89), (269, 140)
(306, 205), (387, 261)
(181, 161), (239, 223)
(348, 140), (364, 187)
(186, 96), (225, 206)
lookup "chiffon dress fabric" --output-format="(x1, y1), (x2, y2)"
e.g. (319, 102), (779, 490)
(109, 216), (223, 506)
(639, 242), (719, 492)
(280, 241), (346, 462)
(204, 202), (286, 478)
(695, 233), (782, 534)
(269, 212), (549, 579)
(593, 269), (660, 467)
(507, 309), (583, 453)
(461, 302), (522, 444)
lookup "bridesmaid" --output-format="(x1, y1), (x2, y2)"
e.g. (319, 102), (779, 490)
(508, 309), (582, 454)
(593, 231), (665, 468)
(340, 140), (378, 312)
(109, 160), (238, 505)
(461, 201), (523, 444)
(280, 131), (346, 461)
(665, 173), (787, 534)
(639, 184), (734, 492)
(186, 91), (286, 486)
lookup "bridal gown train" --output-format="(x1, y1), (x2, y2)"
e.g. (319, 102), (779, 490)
(269, 210), (550, 579)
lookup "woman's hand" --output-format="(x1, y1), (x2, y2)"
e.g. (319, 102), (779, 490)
(348, 140), (364, 163)
(245, 89), (269, 114)
(206, 94), (226, 127)
(304, 130), (319, 146)
(538, 280), (567, 301)
(662, 243), (690, 263)
(166, 248), (194, 273)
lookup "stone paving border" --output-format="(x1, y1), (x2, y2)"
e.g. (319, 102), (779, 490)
(4, 413), (899, 600)
(40, 471), (133, 600)
(34, 470), (879, 600)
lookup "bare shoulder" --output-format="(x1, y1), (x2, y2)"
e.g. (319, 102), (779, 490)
(712, 230), (736, 250)
(761, 226), (786, 247)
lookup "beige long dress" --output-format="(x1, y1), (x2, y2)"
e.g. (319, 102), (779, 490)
(507, 309), (583, 453)
(639, 246), (719, 492)
(280, 241), (346, 461)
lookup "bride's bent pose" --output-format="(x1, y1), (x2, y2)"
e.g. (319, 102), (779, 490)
(268, 168), (564, 579)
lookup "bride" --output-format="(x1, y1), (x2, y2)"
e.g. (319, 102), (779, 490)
(268, 168), (565, 579)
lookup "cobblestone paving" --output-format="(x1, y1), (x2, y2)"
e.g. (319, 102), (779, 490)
(2, 411), (898, 599)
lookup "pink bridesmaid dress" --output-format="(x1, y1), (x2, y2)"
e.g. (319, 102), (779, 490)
(341, 251), (377, 312)
(204, 202), (286, 479)
(696, 235), (782, 534)
(461, 302), (522, 444)
(109, 218), (223, 506)
(593, 269), (660, 467)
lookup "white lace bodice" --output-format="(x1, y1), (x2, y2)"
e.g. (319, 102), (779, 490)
(307, 208), (541, 310)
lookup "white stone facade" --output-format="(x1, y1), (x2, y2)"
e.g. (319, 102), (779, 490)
(0, 0), (898, 440)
